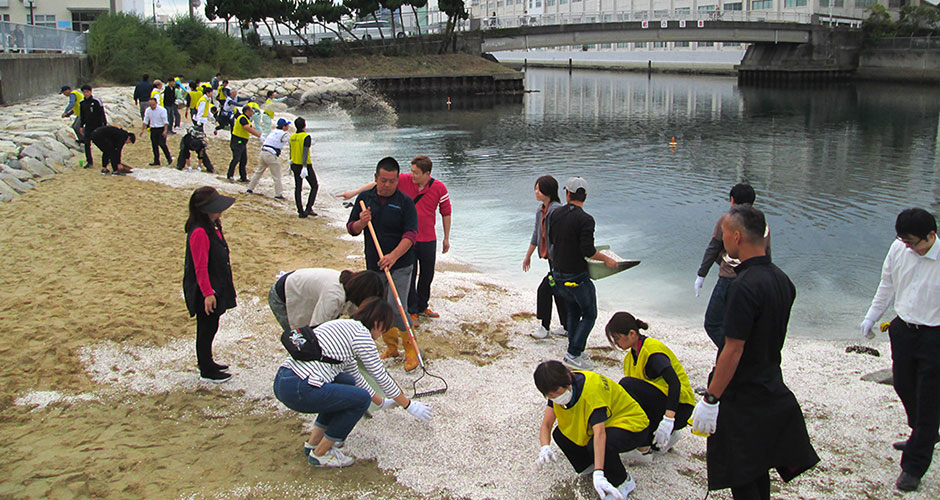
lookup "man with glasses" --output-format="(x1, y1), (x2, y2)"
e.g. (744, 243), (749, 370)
(860, 208), (940, 492)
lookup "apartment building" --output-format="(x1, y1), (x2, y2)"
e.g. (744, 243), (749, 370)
(0, 0), (145, 31)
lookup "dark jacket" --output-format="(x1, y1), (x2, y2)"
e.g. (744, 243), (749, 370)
(183, 223), (237, 317)
(133, 80), (153, 103)
(79, 96), (107, 132)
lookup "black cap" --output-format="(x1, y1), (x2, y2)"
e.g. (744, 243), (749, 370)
(197, 192), (235, 214)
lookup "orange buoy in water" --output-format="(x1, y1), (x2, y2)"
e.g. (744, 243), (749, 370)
(669, 136), (678, 148)
(446, 97), (452, 110)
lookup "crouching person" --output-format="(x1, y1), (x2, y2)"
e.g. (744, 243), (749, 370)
(273, 297), (432, 467)
(534, 360), (649, 500)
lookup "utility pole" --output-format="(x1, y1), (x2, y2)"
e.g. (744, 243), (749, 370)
(26, 0), (35, 25)
(190, 0), (197, 19)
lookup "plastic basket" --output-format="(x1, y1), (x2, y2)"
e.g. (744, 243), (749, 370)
(586, 245), (640, 280)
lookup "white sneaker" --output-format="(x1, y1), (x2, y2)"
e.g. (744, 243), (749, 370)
(308, 447), (354, 467)
(531, 325), (550, 339)
(621, 449), (654, 465)
(654, 431), (683, 455)
(550, 327), (568, 337)
(563, 353), (594, 370)
(607, 472), (636, 499)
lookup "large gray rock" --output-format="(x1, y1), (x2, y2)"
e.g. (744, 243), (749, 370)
(40, 137), (72, 163)
(0, 172), (33, 194)
(19, 156), (55, 177)
(1, 165), (32, 181)
(0, 178), (17, 201)
(19, 143), (45, 162)
(861, 368), (893, 386)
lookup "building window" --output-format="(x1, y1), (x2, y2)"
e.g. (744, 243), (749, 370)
(676, 7), (691, 13)
(497, 0), (503, 7)
(724, 2), (743, 9)
(73, 11), (104, 32)
(547, 0), (555, 5)
(653, 9), (669, 16)
(28, 14), (56, 28)
(616, 42), (629, 48)
(635, 41), (647, 48)
(675, 41), (690, 47)
(819, 0), (845, 6)
(0, 14), (9, 22)
(784, 0), (807, 6)
(751, 0), (773, 9)
(724, 42), (741, 46)
(699, 41), (715, 47)
(888, 0), (905, 7)
(698, 4), (717, 11)
(854, 0), (876, 7)
(654, 41), (666, 48)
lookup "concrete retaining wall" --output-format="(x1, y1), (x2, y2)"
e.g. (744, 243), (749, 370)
(0, 54), (90, 105)
(857, 49), (940, 84)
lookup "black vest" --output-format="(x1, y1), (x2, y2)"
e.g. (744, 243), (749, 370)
(183, 223), (236, 317)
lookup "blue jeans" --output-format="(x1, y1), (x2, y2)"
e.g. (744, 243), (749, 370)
(551, 271), (597, 358)
(704, 276), (733, 349)
(273, 367), (371, 443)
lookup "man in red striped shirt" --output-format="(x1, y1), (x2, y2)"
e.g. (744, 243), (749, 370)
(339, 155), (452, 324)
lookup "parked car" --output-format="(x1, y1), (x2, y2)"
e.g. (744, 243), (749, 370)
(348, 20), (407, 40)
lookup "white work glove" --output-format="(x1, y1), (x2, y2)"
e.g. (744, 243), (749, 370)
(405, 400), (432, 422)
(860, 319), (876, 340)
(691, 399), (720, 436)
(299, 166), (308, 179)
(694, 276), (705, 297)
(378, 398), (397, 410)
(536, 445), (557, 467)
(654, 416), (675, 449)
(592, 470), (623, 500)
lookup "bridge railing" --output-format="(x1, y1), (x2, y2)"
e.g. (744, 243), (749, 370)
(872, 36), (940, 50)
(0, 22), (86, 54)
(481, 10), (813, 30)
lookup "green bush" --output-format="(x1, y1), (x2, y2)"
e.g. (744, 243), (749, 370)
(311, 38), (337, 58)
(88, 13), (258, 83)
(87, 13), (187, 83)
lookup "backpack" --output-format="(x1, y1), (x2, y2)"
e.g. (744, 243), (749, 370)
(280, 325), (342, 364)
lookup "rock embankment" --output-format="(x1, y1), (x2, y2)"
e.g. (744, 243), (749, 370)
(0, 77), (391, 202)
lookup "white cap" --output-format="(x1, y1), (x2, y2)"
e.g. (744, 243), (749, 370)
(565, 176), (588, 194)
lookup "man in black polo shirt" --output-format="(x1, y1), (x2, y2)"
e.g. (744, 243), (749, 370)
(548, 177), (617, 371)
(91, 126), (136, 175)
(692, 204), (818, 500)
(347, 157), (419, 371)
(79, 84), (107, 169)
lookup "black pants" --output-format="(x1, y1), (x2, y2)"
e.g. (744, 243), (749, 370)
(553, 426), (644, 487)
(177, 142), (213, 172)
(195, 310), (223, 376)
(91, 136), (120, 172)
(619, 376), (694, 446)
(228, 138), (248, 180)
(889, 318), (940, 478)
(166, 104), (180, 129)
(537, 267), (568, 331)
(730, 471), (770, 500)
(408, 240), (436, 314)
(83, 135), (94, 167)
(290, 164), (318, 216)
(150, 126), (171, 163)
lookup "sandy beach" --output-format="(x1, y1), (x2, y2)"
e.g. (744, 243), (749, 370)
(0, 84), (936, 499)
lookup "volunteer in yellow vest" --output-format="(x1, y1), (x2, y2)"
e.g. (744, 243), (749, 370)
(193, 87), (215, 133)
(534, 360), (648, 500)
(262, 90), (287, 135)
(187, 81), (203, 120)
(149, 79), (164, 107)
(288, 117), (317, 218)
(227, 104), (261, 182)
(606, 312), (696, 455)
(60, 85), (84, 141)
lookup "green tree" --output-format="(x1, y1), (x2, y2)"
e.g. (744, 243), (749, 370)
(345, 0), (386, 40)
(407, 0), (428, 37)
(897, 5), (940, 37)
(381, 0), (405, 40)
(438, 0), (468, 53)
(164, 16), (256, 78)
(204, 0), (238, 35)
(87, 13), (187, 83)
(862, 4), (896, 41)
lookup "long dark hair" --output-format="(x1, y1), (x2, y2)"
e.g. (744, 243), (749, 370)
(185, 186), (218, 233)
(339, 270), (384, 306)
(605, 312), (649, 349)
(535, 175), (561, 204)
(352, 297), (394, 332)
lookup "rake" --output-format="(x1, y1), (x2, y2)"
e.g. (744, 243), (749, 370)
(359, 200), (449, 398)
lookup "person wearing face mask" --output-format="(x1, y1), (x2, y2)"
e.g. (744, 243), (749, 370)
(605, 312), (695, 456)
(533, 360), (649, 500)
(273, 297), (433, 468)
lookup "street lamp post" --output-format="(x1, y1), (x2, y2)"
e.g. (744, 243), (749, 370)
(25, 0), (36, 25)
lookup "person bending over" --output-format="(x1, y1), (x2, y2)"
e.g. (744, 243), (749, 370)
(268, 268), (384, 331)
(534, 360), (649, 500)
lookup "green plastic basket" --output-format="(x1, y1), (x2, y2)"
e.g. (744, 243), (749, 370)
(586, 245), (641, 280)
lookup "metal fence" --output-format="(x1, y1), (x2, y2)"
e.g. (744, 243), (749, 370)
(872, 36), (940, 50)
(0, 22), (87, 54)
(480, 10), (815, 29)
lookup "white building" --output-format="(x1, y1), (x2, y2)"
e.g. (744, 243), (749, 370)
(0, 0), (147, 31)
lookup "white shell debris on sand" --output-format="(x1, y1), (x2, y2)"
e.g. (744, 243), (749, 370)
(15, 390), (99, 410)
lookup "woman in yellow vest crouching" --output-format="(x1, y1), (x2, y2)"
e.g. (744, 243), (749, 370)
(605, 312), (696, 456)
(534, 360), (648, 500)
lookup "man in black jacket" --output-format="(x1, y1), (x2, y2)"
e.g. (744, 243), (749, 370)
(133, 74), (152, 119)
(79, 85), (107, 169)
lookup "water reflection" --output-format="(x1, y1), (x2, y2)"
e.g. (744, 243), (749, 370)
(310, 69), (940, 338)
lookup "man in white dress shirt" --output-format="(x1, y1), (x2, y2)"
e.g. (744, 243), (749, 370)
(142, 97), (172, 166)
(861, 207), (940, 492)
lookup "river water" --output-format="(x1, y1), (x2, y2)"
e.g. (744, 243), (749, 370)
(300, 68), (940, 339)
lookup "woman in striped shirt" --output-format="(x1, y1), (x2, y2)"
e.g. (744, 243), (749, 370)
(274, 297), (433, 468)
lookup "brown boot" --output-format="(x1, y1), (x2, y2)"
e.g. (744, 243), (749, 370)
(401, 327), (419, 372)
(379, 327), (400, 359)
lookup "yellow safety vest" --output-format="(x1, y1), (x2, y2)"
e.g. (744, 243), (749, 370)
(197, 95), (212, 119)
(553, 371), (649, 446)
(150, 87), (163, 107)
(70, 89), (83, 116)
(232, 114), (251, 140)
(263, 98), (275, 119)
(188, 90), (203, 109)
(289, 132), (309, 165)
(624, 337), (696, 406)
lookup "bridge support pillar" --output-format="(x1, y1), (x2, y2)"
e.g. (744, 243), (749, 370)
(736, 26), (862, 85)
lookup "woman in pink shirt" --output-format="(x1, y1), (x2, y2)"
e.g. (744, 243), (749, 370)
(182, 186), (237, 383)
